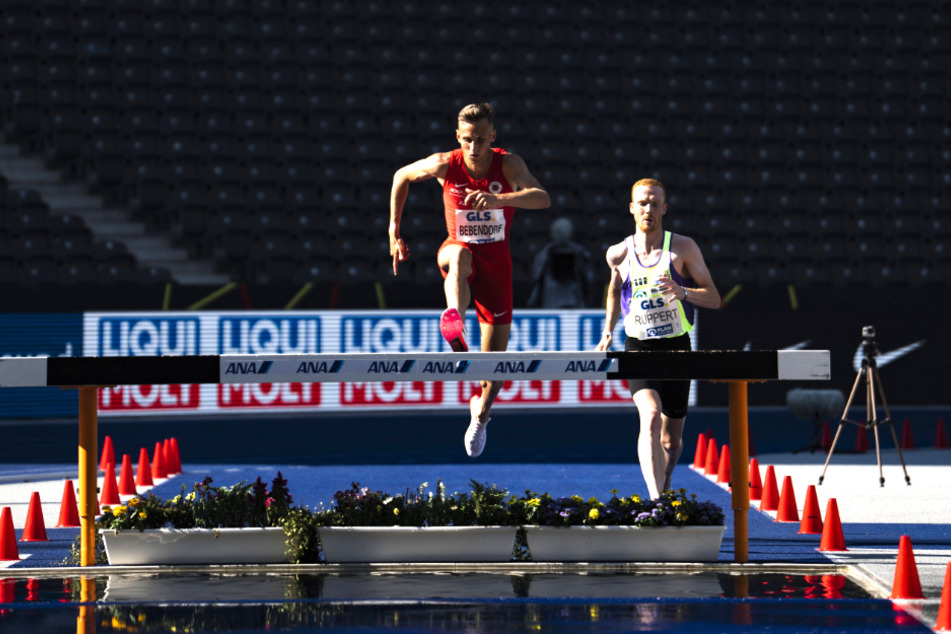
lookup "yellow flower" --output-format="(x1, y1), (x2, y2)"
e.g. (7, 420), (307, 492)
(672, 500), (682, 507)
(631, 495), (641, 504)
(114, 506), (128, 515)
(138, 512), (147, 520)
(570, 495), (583, 503)
(127, 498), (139, 507)
(393, 508), (399, 516)
(588, 508), (600, 521)
(527, 498), (541, 507)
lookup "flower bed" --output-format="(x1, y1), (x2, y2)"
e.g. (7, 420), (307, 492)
(88, 475), (725, 565)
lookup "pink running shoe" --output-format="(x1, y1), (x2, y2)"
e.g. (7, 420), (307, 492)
(439, 308), (468, 352)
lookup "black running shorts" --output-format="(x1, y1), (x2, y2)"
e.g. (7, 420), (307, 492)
(624, 333), (692, 419)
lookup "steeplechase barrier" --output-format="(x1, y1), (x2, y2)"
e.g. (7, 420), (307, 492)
(0, 349), (830, 566)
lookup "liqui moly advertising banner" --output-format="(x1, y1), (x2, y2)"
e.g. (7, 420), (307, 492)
(78, 310), (686, 416)
(88, 314), (207, 413)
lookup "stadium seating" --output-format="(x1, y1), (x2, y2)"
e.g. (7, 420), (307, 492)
(0, 1), (948, 298)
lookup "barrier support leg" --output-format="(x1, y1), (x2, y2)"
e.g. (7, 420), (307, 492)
(78, 387), (98, 567)
(728, 380), (750, 563)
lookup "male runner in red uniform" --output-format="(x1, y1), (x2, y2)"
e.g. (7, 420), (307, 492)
(389, 103), (550, 457)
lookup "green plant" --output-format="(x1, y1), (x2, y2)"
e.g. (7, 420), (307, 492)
(61, 532), (108, 566)
(315, 482), (723, 530)
(316, 480), (516, 527)
(508, 488), (724, 527)
(98, 473), (294, 532)
(93, 473), (318, 563)
(280, 507), (321, 564)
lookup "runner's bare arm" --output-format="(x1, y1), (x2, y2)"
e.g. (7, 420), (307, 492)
(595, 242), (628, 351)
(464, 154), (551, 211)
(389, 153), (452, 275)
(666, 235), (721, 309)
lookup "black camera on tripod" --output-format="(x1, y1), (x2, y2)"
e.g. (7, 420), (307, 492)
(861, 325), (880, 360)
(819, 324), (912, 487)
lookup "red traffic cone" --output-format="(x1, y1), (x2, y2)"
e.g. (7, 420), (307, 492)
(99, 463), (120, 506)
(704, 437), (719, 477)
(136, 447), (154, 487)
(900, 419), (916, 450)
(818, 498), (847, 551)
(99, 435), (115, 472)
(56, 480), (81, 528)
(168, 438), (182, 473)
(854, 425), (869, 453)
(935, 561), (951, 630)
(693, 432), (708, 470)
(775, 475), (800, 522)
(820, 420), (832, 450)
(0, 508), (19, 561)
(162, 438), (171, 472)
(749, 458), (763, 502)
(152, 441), (167, 480)
(717, 444), (731, 485)
(936, 419), (949, 449)
(118, 454), (137, 496)
(891, 535), (924, 599)
(760, 465), (780, 512)
(798, 485), (823, 534)
(169, 437), (182, 473)
(20, 492), (48, 542)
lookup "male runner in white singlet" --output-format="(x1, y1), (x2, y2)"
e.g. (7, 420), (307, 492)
(596, 178), (721, 499)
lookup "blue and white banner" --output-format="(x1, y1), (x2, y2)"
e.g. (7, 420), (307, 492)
(71, 310), (639, 416)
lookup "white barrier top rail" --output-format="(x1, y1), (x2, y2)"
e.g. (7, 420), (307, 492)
(0, 350), (830, 387)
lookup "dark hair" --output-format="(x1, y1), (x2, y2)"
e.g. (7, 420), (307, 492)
(457, 102), (495, 126)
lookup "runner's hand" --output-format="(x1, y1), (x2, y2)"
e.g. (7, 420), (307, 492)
(464, 188), (497, 211)
(390, 235), (409, 275)
(595, 332), (612, 352)
(656, 274), (683, 301)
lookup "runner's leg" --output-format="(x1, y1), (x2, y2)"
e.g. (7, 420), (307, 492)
(631, 387), (666, 500)
(464, 321), (509, 457)
(471, 322), (510, 423)
(437, 243), (472, 317)
(660, 415), (686, 492)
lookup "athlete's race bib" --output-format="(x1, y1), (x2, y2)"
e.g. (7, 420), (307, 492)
(454, 209), (506, 244)
(623, 278), (687, 340)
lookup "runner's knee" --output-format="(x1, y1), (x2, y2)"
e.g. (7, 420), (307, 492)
(661, 433), (682, 455)
(443, 247), (473, 276)
(638, 407), (663, 436)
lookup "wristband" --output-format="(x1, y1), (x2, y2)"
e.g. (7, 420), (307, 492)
(682, 288), (689, 302)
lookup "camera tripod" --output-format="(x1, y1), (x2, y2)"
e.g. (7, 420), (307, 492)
(818, 326), (911, 487)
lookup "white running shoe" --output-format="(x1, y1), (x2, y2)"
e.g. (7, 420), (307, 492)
(465, 417), (489, 457)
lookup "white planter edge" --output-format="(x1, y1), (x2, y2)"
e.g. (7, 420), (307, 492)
(523, 525), (726, 562)
(318, 525), (518, 563)
(100, 526), (287, 565)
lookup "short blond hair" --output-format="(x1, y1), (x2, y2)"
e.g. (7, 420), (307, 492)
(631, 178), (666, 201)
(458, 102), (495, 126)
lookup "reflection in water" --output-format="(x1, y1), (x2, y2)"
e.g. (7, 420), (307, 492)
(0, 572), (916, 633)
(78, 577), (97, 634)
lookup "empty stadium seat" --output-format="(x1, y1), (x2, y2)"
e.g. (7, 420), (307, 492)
(0, 1), (945, 292)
